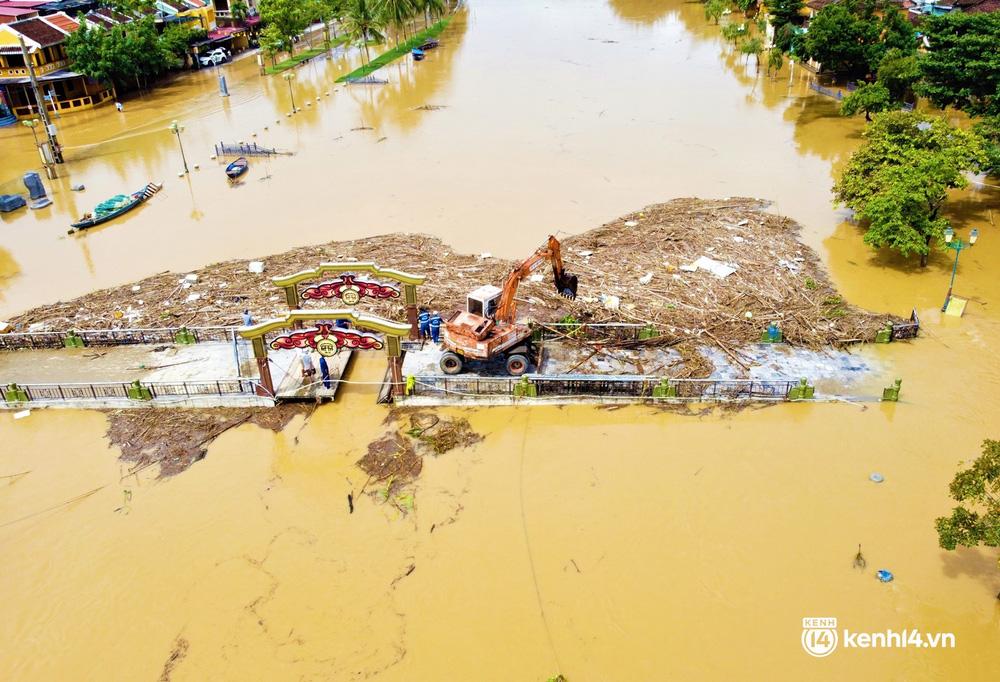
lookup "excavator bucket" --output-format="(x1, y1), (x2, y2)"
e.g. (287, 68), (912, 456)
(555, 272), (578, 300)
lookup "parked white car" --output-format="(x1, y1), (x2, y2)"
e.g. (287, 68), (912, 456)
(199, 48), (230, 67)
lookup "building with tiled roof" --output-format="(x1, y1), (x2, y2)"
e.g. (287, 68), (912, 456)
(952, 0), (1000, 11)
(0, 6), (38, 25)
(40, 11), (78, 34)
(82, 10), (115, 29)
(3, 16), (64, 45)
(91, 6), (131, 23)
(0, 14), (112, 121)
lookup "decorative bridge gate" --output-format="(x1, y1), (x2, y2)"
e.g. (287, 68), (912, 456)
(271, 262), (426, 340)
(239, 310), (411, 399)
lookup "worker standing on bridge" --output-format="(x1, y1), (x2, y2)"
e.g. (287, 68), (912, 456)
(429, 311), (442, 343)
(418, 307), (431, 340)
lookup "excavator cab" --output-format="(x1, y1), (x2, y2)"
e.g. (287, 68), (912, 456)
(467, 285), (502, 319)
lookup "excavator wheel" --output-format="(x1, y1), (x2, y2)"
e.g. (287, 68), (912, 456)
(505, 353), (529, 376)
(439, 351), (464, 375)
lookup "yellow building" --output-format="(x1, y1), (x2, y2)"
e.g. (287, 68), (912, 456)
(0, 13), (112, 120)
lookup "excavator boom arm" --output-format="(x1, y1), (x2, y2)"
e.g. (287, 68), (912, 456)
(495, 236), (577, 325)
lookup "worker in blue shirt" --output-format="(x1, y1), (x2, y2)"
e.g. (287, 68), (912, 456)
(418, 307), (431, 340)
(241, 309), (253, 326)
(429, 311), (442, 343)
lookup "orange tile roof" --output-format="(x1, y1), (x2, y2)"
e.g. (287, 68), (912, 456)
(41, 11), (79, 34)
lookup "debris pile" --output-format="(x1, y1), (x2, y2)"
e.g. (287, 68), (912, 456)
(405, 412), (483, 454)
(109, 405), (313, 477)
(9, 199), (898, 365)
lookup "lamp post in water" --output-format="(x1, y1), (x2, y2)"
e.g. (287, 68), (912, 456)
(168, 119), (189, 174)
(941, 226), (980, 311)
(282, 71), (296, 114)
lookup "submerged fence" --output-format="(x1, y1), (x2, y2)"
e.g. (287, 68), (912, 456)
(2, 379), (260, 404)
(214, 141), (290, 157)
(408, 375), (801, 401)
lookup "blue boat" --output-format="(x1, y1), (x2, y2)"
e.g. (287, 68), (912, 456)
(412, 48), (425, 61)
(226, 156), (249, 180)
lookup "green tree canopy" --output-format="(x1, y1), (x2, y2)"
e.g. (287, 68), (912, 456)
(230, 0), (250, 22)
(704, 0), (727, 25)
(768, 0), (804, 31)
(258, 23), (286, 65)
(877, 48), (920, 102)
(259, 0), (309, 56)
(833, 111), (986, 265)
(740, 36), (764, 72)
(918, 11), (1000, 116)
(342, 0), (385, 64)
(974, 115), (1000, 177)
(721, 22), (748, 45)
(840, 81), (891, 121)
(65, 16), (178, 91)
(936, 439), (1000, 595)
(802, 0), (880, 78)
(878, 5), (915, 57)
(767, 47), (783, 77)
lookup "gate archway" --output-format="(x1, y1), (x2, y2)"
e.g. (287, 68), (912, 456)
(239, 309), (411, 399)
(271, 262), (426, 340)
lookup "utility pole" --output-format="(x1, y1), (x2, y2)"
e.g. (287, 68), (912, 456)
(18, 36), (63, 167)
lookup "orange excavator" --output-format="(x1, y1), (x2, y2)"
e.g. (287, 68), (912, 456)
(439, 235), (578, 375)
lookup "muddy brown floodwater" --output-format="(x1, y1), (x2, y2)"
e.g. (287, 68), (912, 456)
(2, 1), (1000, 680)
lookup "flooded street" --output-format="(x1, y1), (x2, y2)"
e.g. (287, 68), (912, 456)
(2, 0), (1000, 680)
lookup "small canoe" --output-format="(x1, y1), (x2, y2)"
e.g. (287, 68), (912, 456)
(412, 48), (425, 61)
(70, 182), (161, 231)
(419, 39), (439, 51)
(226, 157), (249, 180)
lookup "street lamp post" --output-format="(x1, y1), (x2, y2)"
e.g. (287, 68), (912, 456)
(168, 119), (189, 174)
(941, 226), (980, 312)
(282, 71), (296, 114)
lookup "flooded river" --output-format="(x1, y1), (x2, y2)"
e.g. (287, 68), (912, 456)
(2, 1), (1000, 680)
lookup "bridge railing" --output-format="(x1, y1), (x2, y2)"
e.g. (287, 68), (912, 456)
(408, 375), (800, 400)
(4, 378), (260, 404)
(0, 326), (238, 350)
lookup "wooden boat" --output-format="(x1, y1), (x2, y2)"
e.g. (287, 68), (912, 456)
(70, 182), (161, 231)
(419, 39), (439, 51)
(412, 48), (425, 61)
(226, 156), (249, 180)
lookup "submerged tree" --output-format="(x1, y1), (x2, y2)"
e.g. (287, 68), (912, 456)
(343, 0), (385, 65)
(876, 48), (920, 103)
(833, 111), (986, 266)
(766, 48), (783, 78)
(936, 439), (1000, 599)
(259, 24), (285, 66)
(379, 0), (415, 43)
(740, 36), (763, 73)
(721, 22), (748, 46)
(705, 0), (727, 25)
(974, 116), (1000, 177)
(840, 81), (891, 121)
